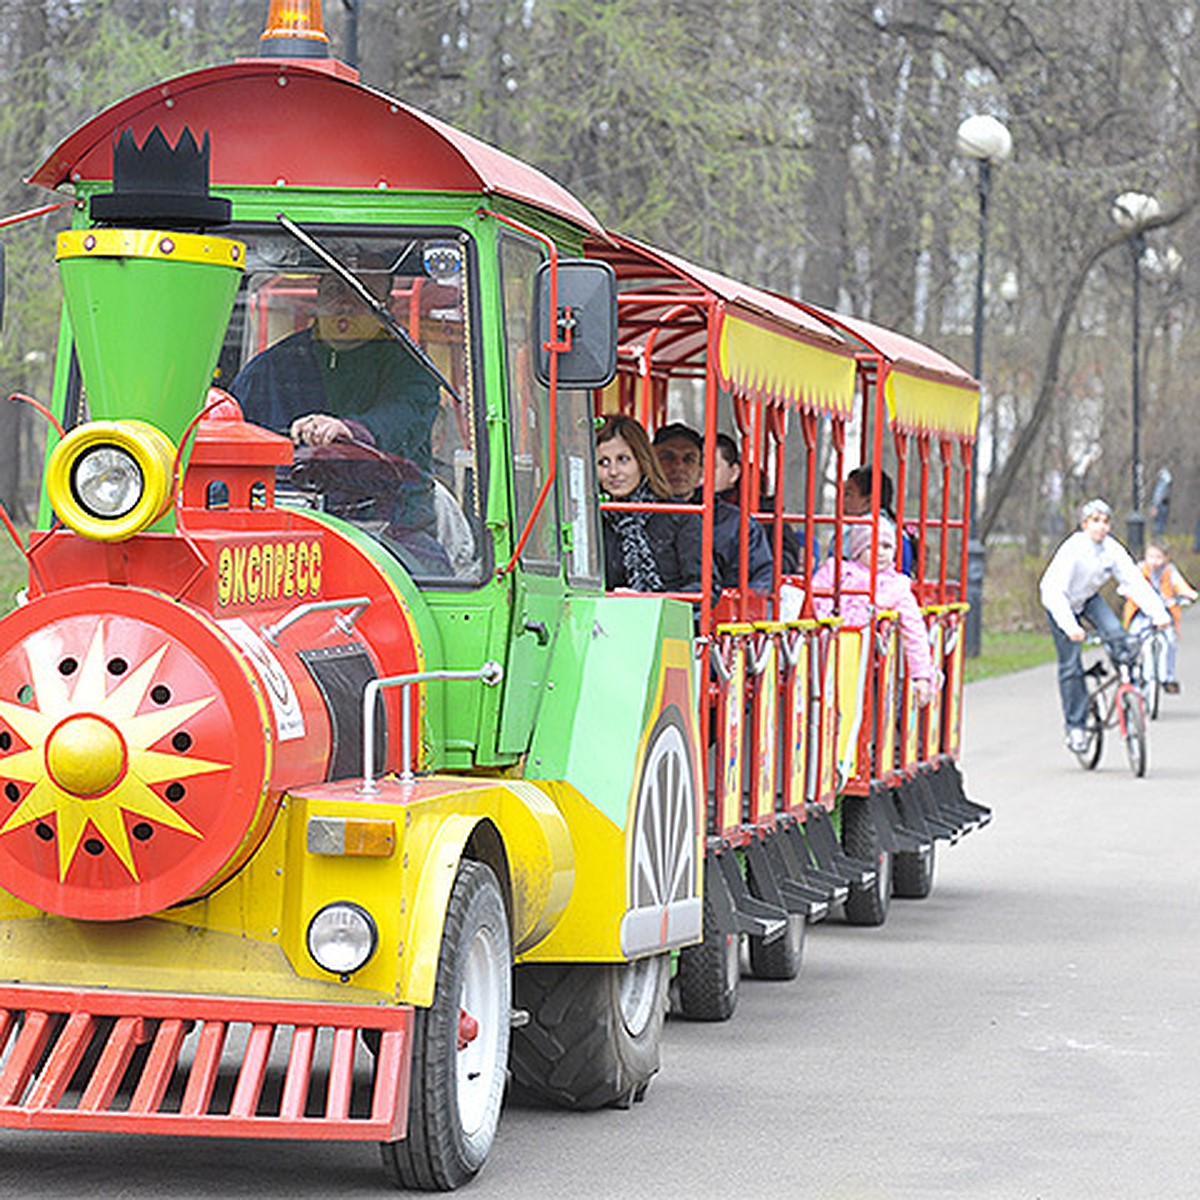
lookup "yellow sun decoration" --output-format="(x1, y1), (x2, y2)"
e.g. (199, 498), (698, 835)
(0, 622), (230, 882)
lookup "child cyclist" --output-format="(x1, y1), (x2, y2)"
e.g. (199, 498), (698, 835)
(1040, 498), (1171, 754)
(1122, 540), (1197, 693)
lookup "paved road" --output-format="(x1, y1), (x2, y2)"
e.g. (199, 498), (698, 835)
(2, 645), (1198, 1198)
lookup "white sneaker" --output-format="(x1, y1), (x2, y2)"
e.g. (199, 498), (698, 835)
(1066, 728), (1089, 753)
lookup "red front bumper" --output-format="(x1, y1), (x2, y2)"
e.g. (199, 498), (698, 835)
(0, 984), (413, 1142)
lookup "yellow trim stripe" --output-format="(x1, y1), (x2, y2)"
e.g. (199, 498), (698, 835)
(57, 228), (245, 270)
(884, 369), (979, 437)
(717, 314), (857, 416)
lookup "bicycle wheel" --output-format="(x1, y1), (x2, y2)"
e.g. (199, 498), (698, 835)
(1143, 636), (1162, 720)
(1119, 688), (1148, 777)
(1075, 696), (1104, 770)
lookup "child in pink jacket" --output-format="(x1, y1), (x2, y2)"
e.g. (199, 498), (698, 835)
(811, 518), (935, 705)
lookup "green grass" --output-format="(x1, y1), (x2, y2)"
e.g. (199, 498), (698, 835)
(964, 628), (1056, 683)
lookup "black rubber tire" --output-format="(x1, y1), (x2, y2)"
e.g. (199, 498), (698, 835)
(381, 860), (511, 1192)
(748, 912), (805, 980)
(1146, 637), (1163, 720)
(1121, 689), (1148, 778)
(842, 799), (891, 927)
(674, 885), (740, 1021)
(1075, 697), (1104, 770)
(893, 840), (936, 900)
(510, 955), (668, 1110)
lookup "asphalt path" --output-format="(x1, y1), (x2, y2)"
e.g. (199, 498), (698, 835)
(1, 639), (1198, 1198)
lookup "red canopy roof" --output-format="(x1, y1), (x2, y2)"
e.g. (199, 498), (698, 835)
(29, 58), (605, 237)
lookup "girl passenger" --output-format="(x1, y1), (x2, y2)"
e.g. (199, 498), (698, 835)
(595, 415), (703, 593)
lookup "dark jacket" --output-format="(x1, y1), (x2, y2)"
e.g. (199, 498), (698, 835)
(602, 507), (704, 593)
(713, 499), (774, 593)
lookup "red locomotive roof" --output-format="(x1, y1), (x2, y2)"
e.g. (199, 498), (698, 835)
(29, 58), (605, 237)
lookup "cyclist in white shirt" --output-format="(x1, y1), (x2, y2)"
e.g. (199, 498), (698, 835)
(1039, 498), (1171, 754)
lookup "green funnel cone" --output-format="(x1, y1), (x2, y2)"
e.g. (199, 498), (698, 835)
(57, 228), (245, 445)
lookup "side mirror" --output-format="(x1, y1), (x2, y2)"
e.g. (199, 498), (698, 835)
(534, 258), (617, 389)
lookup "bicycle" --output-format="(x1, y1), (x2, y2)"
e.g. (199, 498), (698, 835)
(1130, 619), (1169, 719)
(1074, 635), (1148, 777)
(1128, 595), (1185, 715)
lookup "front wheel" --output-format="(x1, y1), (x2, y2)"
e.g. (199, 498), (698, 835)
(511, 955), (669, 1110)
(381, 860), (511, 1192)
(1120, 688), (1148, 778)
(1140, 636), (1162, 720)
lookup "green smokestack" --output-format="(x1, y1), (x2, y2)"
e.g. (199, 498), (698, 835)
(57, 227), (244, 444)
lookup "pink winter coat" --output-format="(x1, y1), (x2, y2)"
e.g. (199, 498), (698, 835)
(811, 557), (934, 685)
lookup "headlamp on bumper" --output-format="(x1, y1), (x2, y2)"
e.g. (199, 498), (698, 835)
(306, 902), (379, 976)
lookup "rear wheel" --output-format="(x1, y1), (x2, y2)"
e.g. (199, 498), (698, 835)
(1075, 697), (1104, 770)
(674, 882), (740, 1021)
(893, 841), (936, 900)
(1120, 688), (1148, 778)
(748, 912), (806, 980)
(842, 799), (891, 927)
(381, 860), (511, 1192)
(511, 954), (668, 1110)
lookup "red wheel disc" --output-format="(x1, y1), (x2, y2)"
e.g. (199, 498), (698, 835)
(0, 586), (272, 920)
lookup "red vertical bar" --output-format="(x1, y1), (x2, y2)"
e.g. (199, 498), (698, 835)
(78, 1016), (146, 1112)
(128, 1018), (187, 1114)
(180, 1020), (228, 1116)
(0, 1009), (53, 1105)
(326, 1027), (357, 1120)
(26, 1010), (93, 1110)
(229, 1023), (275, 1118)
(371, 1023), (412, 1138)
(279, 1025), (317, 1120)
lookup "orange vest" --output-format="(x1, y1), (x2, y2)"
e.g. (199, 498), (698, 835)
(1123, 563), (1186, 629)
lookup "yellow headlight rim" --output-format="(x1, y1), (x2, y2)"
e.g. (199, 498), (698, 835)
(47, 421), (177, 541)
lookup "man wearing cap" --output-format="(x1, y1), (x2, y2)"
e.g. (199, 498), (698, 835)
(652, 423), (774, 594)
(1040, 499), (1171, 753)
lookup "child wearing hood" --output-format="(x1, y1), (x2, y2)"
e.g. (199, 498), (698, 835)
(811, 518), (935, 706)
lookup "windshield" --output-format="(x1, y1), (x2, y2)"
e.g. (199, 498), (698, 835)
(217, 227), (484, 585)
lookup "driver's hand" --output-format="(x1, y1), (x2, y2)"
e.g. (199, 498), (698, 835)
(291, 413), (353, 446)
(1068, 629), (1085, 643)
(1153, 617), (1172, 629)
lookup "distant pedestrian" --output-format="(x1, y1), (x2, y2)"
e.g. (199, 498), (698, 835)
(1150, 467), (1173, 535)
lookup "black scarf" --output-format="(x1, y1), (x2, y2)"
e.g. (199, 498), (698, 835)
(611, 480), (665, 591)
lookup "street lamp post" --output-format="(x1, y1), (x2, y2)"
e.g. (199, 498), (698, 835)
(956, 114), (1012, 658)
(1110, 191), (1160, 557)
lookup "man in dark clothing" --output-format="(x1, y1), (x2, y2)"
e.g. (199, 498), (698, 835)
(714, 431), (801, 576)
(230, 270), (446, 570)
(652, 423), (774, 594)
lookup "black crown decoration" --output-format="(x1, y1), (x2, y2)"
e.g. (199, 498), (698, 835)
(89, 126), (231, 230)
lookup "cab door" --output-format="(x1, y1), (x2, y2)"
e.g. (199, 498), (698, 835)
(495, 233), (563, 754)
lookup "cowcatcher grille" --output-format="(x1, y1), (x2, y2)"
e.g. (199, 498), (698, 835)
(0, 985), (412, 1141)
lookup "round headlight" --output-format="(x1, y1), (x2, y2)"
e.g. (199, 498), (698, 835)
(45, 420), (177, 542)
(307, 902), (378, 975)
(71, 444), (144, 518)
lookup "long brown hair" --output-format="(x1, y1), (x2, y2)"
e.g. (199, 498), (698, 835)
(596, 415), (672, 499)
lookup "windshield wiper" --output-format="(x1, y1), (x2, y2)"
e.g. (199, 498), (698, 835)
(276, 212), (463, 405)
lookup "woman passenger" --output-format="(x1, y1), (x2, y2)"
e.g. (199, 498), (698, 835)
(596, 415), (702, 593)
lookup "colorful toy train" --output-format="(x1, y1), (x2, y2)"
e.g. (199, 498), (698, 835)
(0, 2), (989, 1189)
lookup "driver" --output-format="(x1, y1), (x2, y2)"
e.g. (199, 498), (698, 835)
(230, 261), (446, 566)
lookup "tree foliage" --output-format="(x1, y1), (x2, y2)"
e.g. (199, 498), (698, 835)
(1, 0), (1199, 544)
